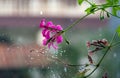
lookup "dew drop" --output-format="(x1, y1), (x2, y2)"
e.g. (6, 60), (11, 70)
(53, 74), (56, 78)
(28, 69), (32, 73)
(41, 51), (45, 54)
(60, 53), (62, 56)
(30, 57), (34, 60)
(40, 11), (43, 15)
(7, 48), (10, 51)
(36, 50), (39, 53)
(28, 55), (31, 57)
(79, 66), (85, 70)
(17, 46), (20, 49)
(113, 53), (117, 58)
(70, 19), (73, 22)
(64, 67), (67, 72)
(37, 54), (40, 56)
(55, 54), (57, 57)
(47, 66), (50, 69)
(63, 50), (66, 53)
(52, 55), (54, 58)
(99, 34), (102, 36)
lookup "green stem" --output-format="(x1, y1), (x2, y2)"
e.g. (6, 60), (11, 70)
(85, 0), (93, 6)
(64, 14), (90, 32)
(63, 4), (120, 33)
(112, 41), (120, 47)
(53, 56), (88, 67)
(97, 4), (120, 8)
(104, 9), (120, 19)
(85, 46), (111, 78)
(110, 32), (117, 45)
(85, 32), (117, 78)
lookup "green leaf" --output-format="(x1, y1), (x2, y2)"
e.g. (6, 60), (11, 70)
(106, 0), (112, 5)
(85, 8), (91, 14)
(63, 33), (70, 45)
(116, 26), (120, 36)
(100, 16), (104, 20)
(100, 11), (104, 20)
(106, 12), (110, 18)
(78, 0), (84, 5)
(74, 69), (90, 78)
(85, 6), (96, 14)
(113, 0), (119, 4)
(65, 39), (70, 45)
(112, 7), (118, 16)
(110, 0), (119, 16)
(106, 0), (111, 3)
(88, 55), (93, 64)
(74, 72), (85, 78)
(106, 0), (118, 4)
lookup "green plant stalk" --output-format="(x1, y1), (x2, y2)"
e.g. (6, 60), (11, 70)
(104, 9), (120, 18)
(63, 4), (120, 33)
(112, 41), (120, 47)
(63, 7), (101, 33)
(85, 46), (111, 78)
(84, 32), (117, 78)
(63, 14), (90, 32)
(55, 4), (120, 68)
(85, 0), (93, 6)
(97, 4), (120, 8)
(46, 3), (120, 76)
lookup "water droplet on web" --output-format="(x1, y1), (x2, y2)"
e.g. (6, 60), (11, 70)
(48, 66), (50, 69)
(53, 74), (56, 78)
(113, 53), (117, 58)
(70, 19), (73, 22)
(30, 57), (34, 60)
(40, 11), (43, 15)
(64, 67), (67, 72)
(37, 54), (40, 56)
(79, 65), (85, 70)
(98, 27), (102, 32)
(99, 34), (102, 36)
(55, 54), (58, 57)
(28, 69), (32, 72)
(28, 55), (30, 57)
(36, 50), (39, 53)
(17, 46), (20, 49)
(51, 70), (54, 73)
(63, 50), (66, 53)
(52, 55), (54, 58)
(41, 51), (45, 54)
(60, 53), (62, 56)
(7, 48), (10, 51)
(98, 27), (103, 37)
(54, 61), (58, 64)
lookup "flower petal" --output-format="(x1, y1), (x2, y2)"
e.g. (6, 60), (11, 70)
(40, 19), (46, 28)
(47, 21), (53, 27)
(48, 42), (52, 49)
(52, 43), (58, 49)
(40, 19), (63, 49)
(42, 29), (48, 37)
(43, 39), (47, 45)
(56, 25), (63, 30)
(46, 31), (50, 39)
(56, 35), (63, 44)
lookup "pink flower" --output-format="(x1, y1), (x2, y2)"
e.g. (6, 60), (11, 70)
(102, 72), (108, 78)
(88, 50), (94, 56)
(86, 39), (109, 54)
(40, 19), (63, 49)
(86, 41), (91, 48)
(101, 39), (109, 46)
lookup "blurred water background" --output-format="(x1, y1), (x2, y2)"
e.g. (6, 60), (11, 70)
(0, 0), (120, 78)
